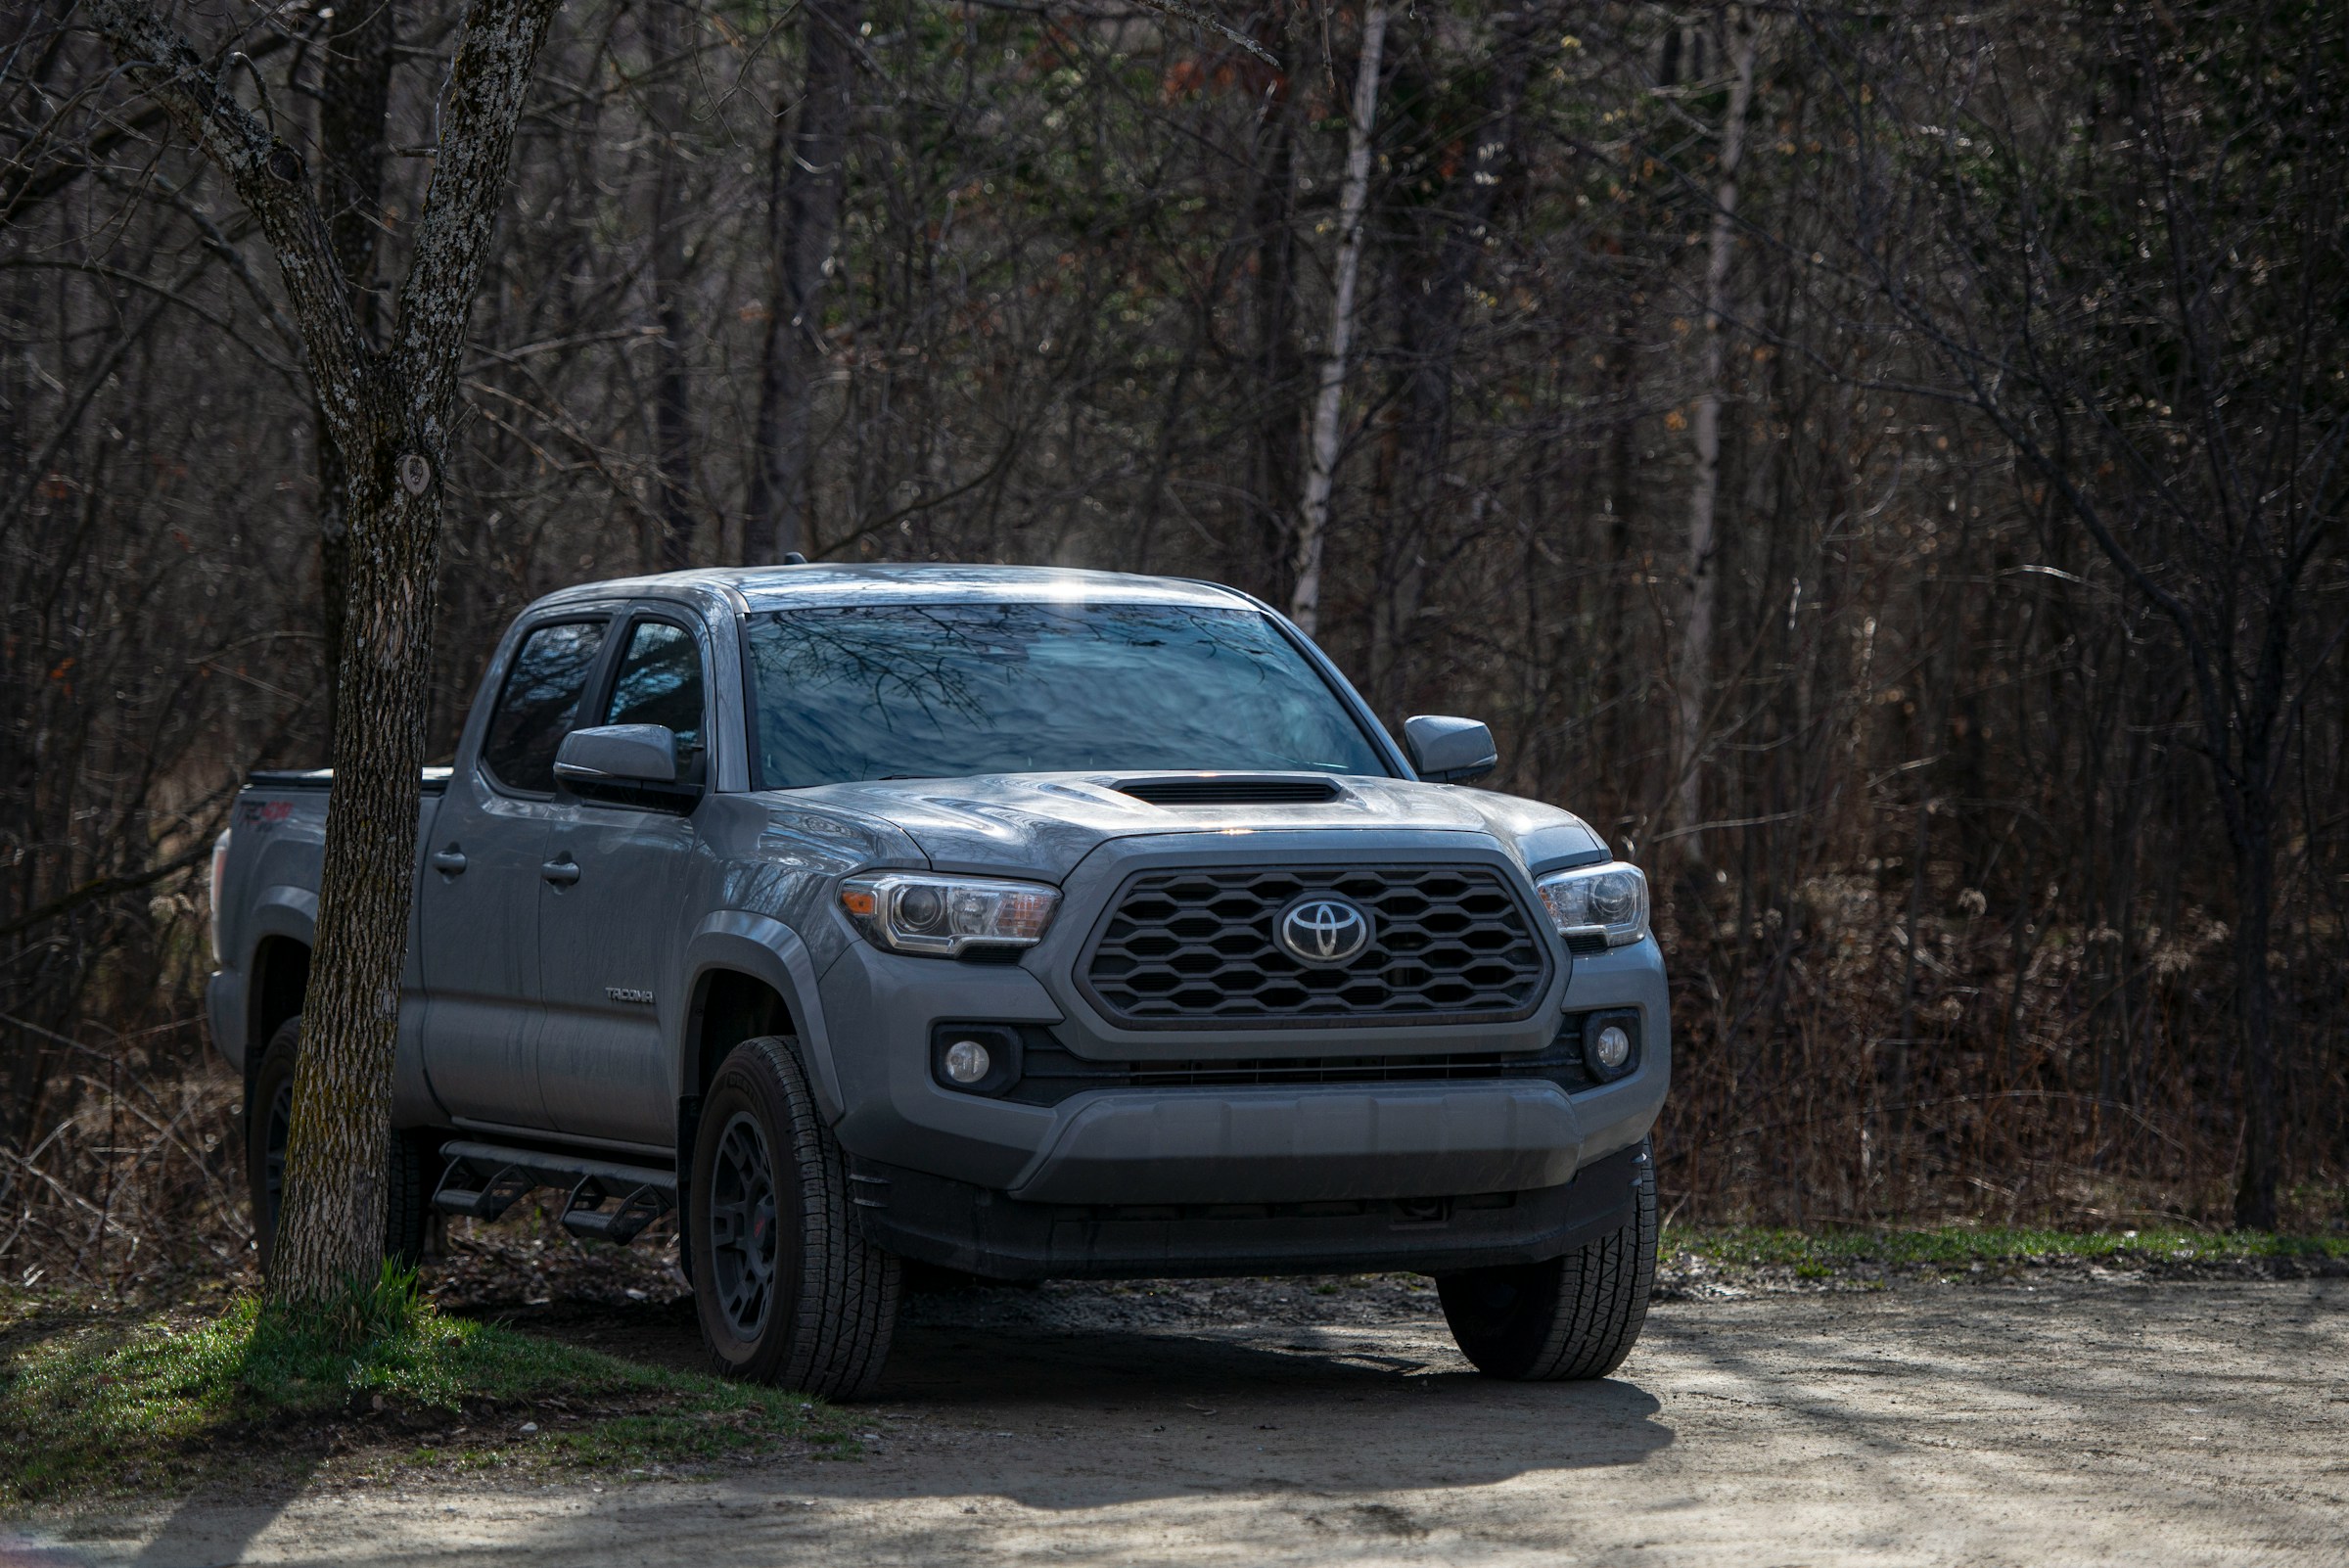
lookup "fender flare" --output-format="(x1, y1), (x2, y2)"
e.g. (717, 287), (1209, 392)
(227, 887), (320, 1068)
(678, 911), (844, 1125)
(251, 884), (319, 946)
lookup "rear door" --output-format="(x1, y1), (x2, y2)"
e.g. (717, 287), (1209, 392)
(417, 615), (613, 1130)
(533, 609), (710, 1149)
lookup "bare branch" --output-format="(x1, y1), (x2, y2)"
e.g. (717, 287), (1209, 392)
(83, 0), (373, 445)
(1118, 0), (1276, 66)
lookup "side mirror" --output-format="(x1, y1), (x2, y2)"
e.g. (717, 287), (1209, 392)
(553, 724), (682, 804)
(1403, 715), (1498, 784)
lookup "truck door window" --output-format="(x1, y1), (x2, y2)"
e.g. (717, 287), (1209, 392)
(604, 621), (705, 752)
(481, 620), (608, 794)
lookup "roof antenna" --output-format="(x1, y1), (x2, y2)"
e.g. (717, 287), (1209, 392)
(782, 551), (808, 565)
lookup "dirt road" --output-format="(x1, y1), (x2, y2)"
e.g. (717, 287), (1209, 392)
(14, 1273), (2346, 1567)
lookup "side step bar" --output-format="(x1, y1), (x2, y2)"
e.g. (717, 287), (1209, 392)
(432, 1139), (677, 1245)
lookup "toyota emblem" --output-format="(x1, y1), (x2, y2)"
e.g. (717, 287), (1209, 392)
(1277, 895), (1373, 964)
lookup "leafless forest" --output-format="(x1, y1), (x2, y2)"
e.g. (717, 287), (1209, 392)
(4, 0), (2343, 1288)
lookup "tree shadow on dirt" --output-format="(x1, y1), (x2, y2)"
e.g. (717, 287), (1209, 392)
(487, 1282), (1675, 1507)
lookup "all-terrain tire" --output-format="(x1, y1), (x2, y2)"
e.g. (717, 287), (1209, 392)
(1435, 1140), (1657, 1381)
(687, 1035), (901, 1399)
(244, 1014), (433, 1274)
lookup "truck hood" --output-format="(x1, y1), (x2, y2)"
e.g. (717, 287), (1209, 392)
(765, 772), (1608, 882)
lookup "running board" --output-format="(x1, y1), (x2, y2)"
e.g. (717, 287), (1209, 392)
(432, 1139), (677, 1245)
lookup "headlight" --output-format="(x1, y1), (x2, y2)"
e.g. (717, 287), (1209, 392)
(1535, 860), (1649, 948)
(839, 872), (1060, 957)
(207, 828), (233, 965)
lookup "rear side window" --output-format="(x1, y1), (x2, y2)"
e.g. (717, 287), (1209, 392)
(603, 621), (705, 751)
(481, 620), (607, 793)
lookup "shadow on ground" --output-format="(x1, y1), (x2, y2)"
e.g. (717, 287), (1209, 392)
(484, 1282), (1675, 1508)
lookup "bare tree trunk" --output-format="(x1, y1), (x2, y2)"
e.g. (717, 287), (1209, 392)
(314, 0), (397, 757)
(745, 0), (859, 563)
(1371, 2), (1547, 709)
(90, 0), (561, 1305)
(643, 0), (696, 570)
(1241, 0), (1306, 604)
(1289, 0), (1387, 638)
(2232, 806), (2279, 1228)
(1677, 4), (1760, 865)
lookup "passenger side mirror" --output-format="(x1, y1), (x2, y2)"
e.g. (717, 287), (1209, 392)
(554, 724), (693, 808)
(1403, 715), (1498, 784)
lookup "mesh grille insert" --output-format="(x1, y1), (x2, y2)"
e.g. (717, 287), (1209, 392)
(1080, 863), (1551, 1027)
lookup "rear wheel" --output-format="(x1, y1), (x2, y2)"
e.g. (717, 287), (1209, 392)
(687, 1036), (900, 1398)
(1436, 1140), (1657, 1381)
(244, 1014), (432, 1274)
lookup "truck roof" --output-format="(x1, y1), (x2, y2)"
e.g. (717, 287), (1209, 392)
(530, 564), (1262, 617)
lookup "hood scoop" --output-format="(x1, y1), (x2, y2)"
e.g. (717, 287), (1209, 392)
(1114, 774), (1346, 807)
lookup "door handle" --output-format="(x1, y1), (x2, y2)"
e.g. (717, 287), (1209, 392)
(431, 846), (468, 875)
(541, 854), (581, 888)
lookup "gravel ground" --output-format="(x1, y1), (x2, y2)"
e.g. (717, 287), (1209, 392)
(11, 1266), (2345, 1567)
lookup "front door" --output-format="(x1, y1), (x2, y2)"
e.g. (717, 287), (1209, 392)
(535, 614), (709, 1150)
(417, 615), (611, 1130)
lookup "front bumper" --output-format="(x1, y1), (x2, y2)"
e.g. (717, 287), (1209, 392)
(811, 844), (1670, 1211)
(852, 1140), (1652, 1280)
(807, 821), (1672, 1248)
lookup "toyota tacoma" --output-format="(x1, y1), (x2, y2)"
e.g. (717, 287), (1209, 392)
(207, 565), (1668, 1397)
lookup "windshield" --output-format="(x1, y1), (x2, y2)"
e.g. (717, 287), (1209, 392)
(744, 602), (1391, 787)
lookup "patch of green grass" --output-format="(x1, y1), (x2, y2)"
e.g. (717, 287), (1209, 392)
(0, 1266), (852, 1507)
(1664, 1222), (2349, 1273)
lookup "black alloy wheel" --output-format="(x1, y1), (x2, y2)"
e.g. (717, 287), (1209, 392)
(260, 1075), (294, 1240)
(705, 1110), (781, 1341)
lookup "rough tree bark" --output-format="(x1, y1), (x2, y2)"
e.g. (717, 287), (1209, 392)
(313, 0), (398, 756)
(1676, 3), (1760, 865)
(90, 0), (562, 1304)
(1288, 0), (1387, 638)
(745, 0), (859, 563)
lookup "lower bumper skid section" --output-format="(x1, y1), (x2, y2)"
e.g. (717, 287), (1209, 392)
(848, 1141), (1645, 1280)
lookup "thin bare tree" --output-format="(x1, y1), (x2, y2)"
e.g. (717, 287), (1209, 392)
(746, 0), (861, 563)
(87, 0), (564, 1303)
(1676, 3), (1761, 865)
(642, 0), (698, 570)
(313, 0), (399, 756)
(1289, 0), (1387, 638)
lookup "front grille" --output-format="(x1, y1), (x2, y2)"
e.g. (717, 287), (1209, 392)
(1079, 863), (1552, 1028)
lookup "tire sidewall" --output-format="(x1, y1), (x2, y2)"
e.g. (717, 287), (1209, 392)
(688, 1041), (808, 1381)
(1438, 1137), (1657, 1380)
(245, 1016), (302, 1274)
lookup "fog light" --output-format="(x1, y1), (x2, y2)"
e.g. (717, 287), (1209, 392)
(942, 1038), (991, 1084)
(1591, 1024), (1632, 1072)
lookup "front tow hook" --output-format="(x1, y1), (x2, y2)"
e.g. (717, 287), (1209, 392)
(541, 854), (581, 888)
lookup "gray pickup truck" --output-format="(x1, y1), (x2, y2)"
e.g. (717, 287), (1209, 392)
(207, 565), (1667, 1397)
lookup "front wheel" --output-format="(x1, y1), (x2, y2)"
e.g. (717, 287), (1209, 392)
(1435, 1140), (1657, 1381)
(687, 1036), (900, 1398)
